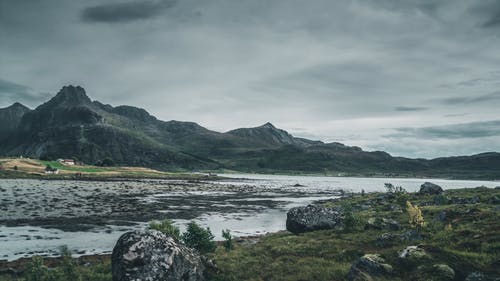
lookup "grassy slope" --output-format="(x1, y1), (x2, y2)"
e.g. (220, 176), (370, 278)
(213, 187), (500, 281)
(0, 158), (217, 180)
(1, 188), (499, 281)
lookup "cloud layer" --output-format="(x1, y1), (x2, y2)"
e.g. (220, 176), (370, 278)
(1, 0), (499, 158)
(81, 0), (176, 23)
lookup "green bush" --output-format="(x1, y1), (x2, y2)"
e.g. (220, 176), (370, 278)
(25, 247), (79, 281)
(341, 203), (366, 232)
(433, 194), (450, 205)
(222, 229), (233, 251)
(25, 256), (48, 281)
(59, 246), (79, 281)
(149, 219), (181, 241)
(182, 221), (216, 254)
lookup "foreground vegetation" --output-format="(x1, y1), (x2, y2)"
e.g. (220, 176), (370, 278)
(1, 186), (499, 280)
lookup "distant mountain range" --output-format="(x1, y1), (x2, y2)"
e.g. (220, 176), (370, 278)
(1, 85), (499, 179)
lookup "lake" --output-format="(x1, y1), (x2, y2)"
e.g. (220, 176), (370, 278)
(0, 174), (497, 261)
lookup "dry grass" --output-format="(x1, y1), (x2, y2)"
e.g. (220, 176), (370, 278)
(0, 157), (168, 177)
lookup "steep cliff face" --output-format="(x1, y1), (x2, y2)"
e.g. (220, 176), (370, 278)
(0, 102), (30, 141)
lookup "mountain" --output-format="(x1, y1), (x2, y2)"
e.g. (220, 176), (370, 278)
(0, 102), (31, 141)
(1, 85), (499, 179)
(227, 122), (322, 148)
(2, 86), (219, 170)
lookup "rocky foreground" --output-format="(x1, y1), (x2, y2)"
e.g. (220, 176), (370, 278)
(1, 183), (499, 280)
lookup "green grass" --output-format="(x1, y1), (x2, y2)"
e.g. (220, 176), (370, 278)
(40, 161), (115, 173)
(1, 187), (499, 280)
(212, 187), (500, 280)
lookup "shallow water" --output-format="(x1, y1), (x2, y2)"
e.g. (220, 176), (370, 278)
(0, 174), (497, 261)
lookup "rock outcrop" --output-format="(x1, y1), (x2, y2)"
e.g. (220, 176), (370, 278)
(419, 182), (443, 195)
(399, 245), (427, 259)
(286, 205), (344, 234)
(432, 264), (455, 280)
(111, 230), (206, 281)
(348, 254), (393, 281)
(366, 217), (401, 230)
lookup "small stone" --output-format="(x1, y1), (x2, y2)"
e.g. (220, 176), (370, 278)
(399, 245), (427, 259)
(348, 254), (393, 281)
(376, 233), (401, 246)
(434, 211), (447, 222)
(367, 218), (401, 231)
(465, 271), (491, 281)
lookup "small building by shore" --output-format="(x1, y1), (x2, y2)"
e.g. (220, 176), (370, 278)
(45, 165), (59, 174)
(58, 159), (75, 166)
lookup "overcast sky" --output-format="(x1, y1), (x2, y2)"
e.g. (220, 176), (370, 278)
(1, 0), (499, 158)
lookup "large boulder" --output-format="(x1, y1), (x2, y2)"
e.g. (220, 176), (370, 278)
(348, 254), (393, 281)
(432, 264), (455, 280)
(419, 182), (443, 195)
(111, 230), (206, 281)
(286, 205), (344, 234)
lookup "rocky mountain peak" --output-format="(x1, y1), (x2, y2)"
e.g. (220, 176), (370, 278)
(1, 102), (29, 112)
(260, 122), (276, 129)
(52, 85), (91, 106)
(10, 102), (30, 110)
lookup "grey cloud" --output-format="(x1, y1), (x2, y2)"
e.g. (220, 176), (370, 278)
(460, 0), (500, 28)
(395, 106), (428, 112)
(0, 78), (31, 95)
(483, 13), (500, 27)
(440, 71), (500, 89)
(1, 0), (500, 158)
(389, 120), (500, 140)
(81, 0), (176, 23)
(444, 113), (468, 118)
(441, 91), (500, 105)
(0, 78), (51, 106)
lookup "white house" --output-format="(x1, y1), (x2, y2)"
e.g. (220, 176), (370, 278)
(58, 159), (75, 166)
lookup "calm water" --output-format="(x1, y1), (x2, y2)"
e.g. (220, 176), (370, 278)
(0, 174), (497, 261)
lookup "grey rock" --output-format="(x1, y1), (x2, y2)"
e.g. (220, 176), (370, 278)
(286, 205), (344, 234)
(111, 230), (206, 281)
(451, 196), (480, 204)
(465, 271), (496, 281)
(419, 182), (443, 195)
(399, 245), (427, 259)
(375, 233), (401, 247)
(348, 254), (393, 281)
(360, 204), (372, 210)
(495, 186), (500, 189)
(366, 218), (401, 231)
(388, 204), (403, 213)
(432, 264), (455, 280)
(434, 211), (447, 222)
(433, 194), (450, 205)
(489, 195), (500, 204)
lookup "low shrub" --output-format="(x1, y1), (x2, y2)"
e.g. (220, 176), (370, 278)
(149, 219), (181, 241)
(182, 221), (216, 254)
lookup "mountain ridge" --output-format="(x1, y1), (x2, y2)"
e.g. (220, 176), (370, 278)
(1, 85), (499, 179)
